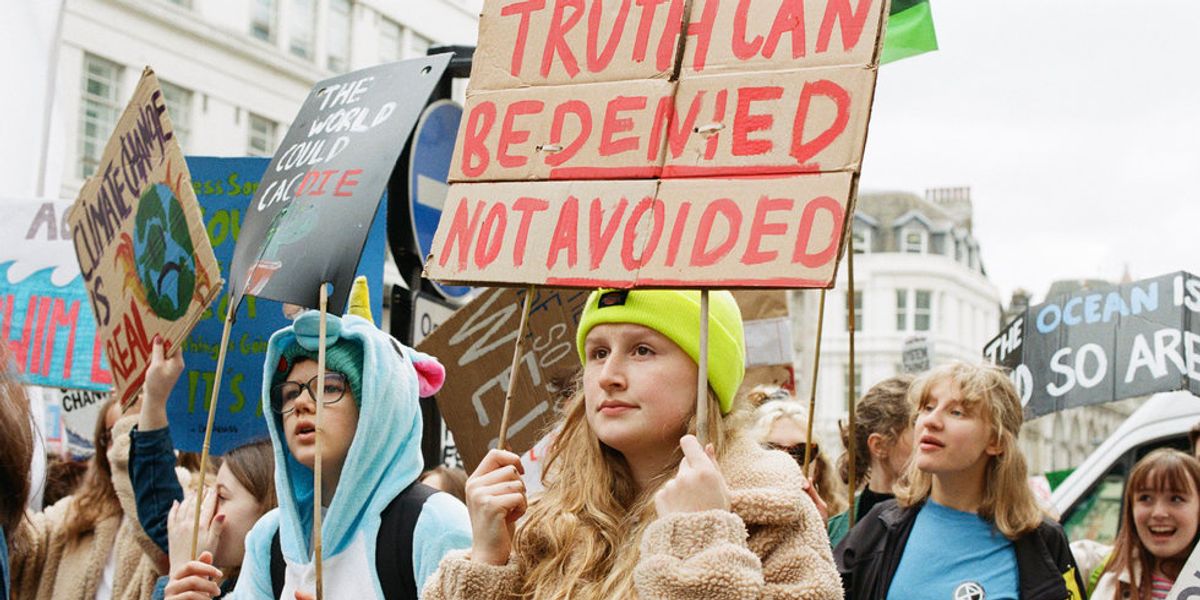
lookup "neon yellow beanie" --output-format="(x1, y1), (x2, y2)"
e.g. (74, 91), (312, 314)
(576, 289), (746, 414)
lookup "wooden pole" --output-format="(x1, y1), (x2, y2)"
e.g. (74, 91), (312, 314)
(696, 290), (710, 446)
(802, 289), (828, 480)
(497, 285), (536, 450)
(846, 236), (859, 528)
(190, 300), (234, 559)
(313, 284), (328, 600)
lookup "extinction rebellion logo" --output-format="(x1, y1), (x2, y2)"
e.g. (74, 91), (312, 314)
(954, 582), (985, 600)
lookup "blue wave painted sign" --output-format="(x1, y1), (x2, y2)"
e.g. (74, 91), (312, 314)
(0, 201), (112, 390)
(166, 157), (386, 454)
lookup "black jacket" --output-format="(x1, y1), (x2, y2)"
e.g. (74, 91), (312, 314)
(834, 499), (1087, 600)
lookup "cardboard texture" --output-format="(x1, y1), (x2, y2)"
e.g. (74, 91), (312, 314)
(68, 69), (221, 407)
(167, 157), (387, 455)
(984, 271), (1200, 419)
(732, 289), (790, 320)
(419, 286), (591, 471)
(469, 0), (683, 90)
(663, 66), (875, 177)
(430, 0), (885, 290)
(449, 78), (674, 182)
(423, 284), (801, 469)
(1, 200), (111, 391)
(679, 0), (886, 74)
(229, 55), (450, 315)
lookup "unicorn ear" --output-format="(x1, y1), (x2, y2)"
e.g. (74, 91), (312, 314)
(410, 351), (446, 397)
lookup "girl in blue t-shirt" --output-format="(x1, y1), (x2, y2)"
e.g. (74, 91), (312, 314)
(836, 362), (1085, 600)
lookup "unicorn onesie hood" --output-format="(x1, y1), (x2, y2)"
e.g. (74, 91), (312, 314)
(232, 298), (470, 598)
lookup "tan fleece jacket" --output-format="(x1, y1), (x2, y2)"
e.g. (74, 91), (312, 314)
(9, 416), (165, 600)
(423, 436), (844, 599)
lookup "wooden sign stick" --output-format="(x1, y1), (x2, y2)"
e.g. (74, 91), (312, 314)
(191, 300), (235, 559)
(846, 236), (859, 528)
(802, 289), (828, 480)
(497, 285), (536, 450)
(313, 283), (328, 600)
(696, 290), (711, 446)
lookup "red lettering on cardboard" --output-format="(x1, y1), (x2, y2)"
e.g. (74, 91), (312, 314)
(620, 198), (664, 270)
(587, 0), (632, 72)
(542, 0), (584, 78)
(475, 203), (508, 268)
(732, 86), (782, 156)
(792, 195), (844, 267)
(600, 95), (647, 156)
(499, 100), (545, 168)
(439, 198), (485, 270)
(741, 196), (792, 264)
(816, 0), (875, 54)
(461, 101), (497, 177)
(665, 201), (691, 267)
(691, 198), (741, 266)
(547, 196), (580, 268)
(790, 80), (850, 168)
(501, 0), (547, 78)
(588, 198), (628, 269)
(547, 100), (592, 166)
(512, 197), (550, 266)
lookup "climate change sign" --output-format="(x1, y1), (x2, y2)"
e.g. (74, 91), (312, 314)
(985, 271), (1200, 418)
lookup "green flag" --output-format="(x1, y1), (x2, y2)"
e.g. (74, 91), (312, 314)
(882, 0), (938, 64)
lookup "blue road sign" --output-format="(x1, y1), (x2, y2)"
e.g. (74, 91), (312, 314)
(409, 99), (470, 303)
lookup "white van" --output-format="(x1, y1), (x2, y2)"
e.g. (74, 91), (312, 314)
(1051, 391), (1200, 545)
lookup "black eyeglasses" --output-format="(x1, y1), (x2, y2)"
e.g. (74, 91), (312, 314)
(271, 373), (349, 415)
(764, 442), (821, 465)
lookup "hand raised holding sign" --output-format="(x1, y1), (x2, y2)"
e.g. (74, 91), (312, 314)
(141, 336), (184, 432)
(465, 448), (528, 566)
(654, 435), (731, 516)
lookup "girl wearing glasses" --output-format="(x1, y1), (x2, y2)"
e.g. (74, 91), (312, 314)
(751, 387), (846, 520)
(423, 289), (842, 600)
(219, 289), (471, 599)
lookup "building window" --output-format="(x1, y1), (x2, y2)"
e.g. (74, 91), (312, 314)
(852, 225), (871, 254)
(407, 30), (432, 58)
(915, 290), (932, 331)
(289, 0), (316, 59)
(79, 54), (123, 178)
(902, 229), (926, 254)
(327, 0), (352, 71)
(251, 0), (275, 42)
(159, 81), (192, 152)
(380, 18), (403, 63)
(895, 289), (907, 331)
(247, 113), (277, 156)
(846, 290), (863, 332)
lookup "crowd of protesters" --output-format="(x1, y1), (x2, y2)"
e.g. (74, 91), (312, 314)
(4, 287), (1198, 599)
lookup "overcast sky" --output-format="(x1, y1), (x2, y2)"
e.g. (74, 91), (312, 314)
(859, 0), (1200, 304)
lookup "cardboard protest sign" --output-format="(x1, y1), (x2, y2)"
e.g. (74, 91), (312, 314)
(431, 172), (851, 288)
(419, 286), (591, 470)
(902, 335), (932, 373)
(67, 69), (221, 407)
(429, 0), (887, 289)
(1167, 538), (1200, 599)
(1, 200), (112, 390)
(734, 289), (796, 393)
(229, 55), (451, 315)
(984, 271), (1200, 419)
(165, 156), (386, 455)
(423, 286), (800, 468)
(57, 387), (109, 457)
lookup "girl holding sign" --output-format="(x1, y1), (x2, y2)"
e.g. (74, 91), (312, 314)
(0, 348), (33, 600)
(424, 289), (842, 599)
(835, 363), (1085, 600)
(1091, 449), (1200, 599)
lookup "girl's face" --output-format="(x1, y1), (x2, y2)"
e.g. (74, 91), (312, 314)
(1133, 478), (1200, 561)
(211, 463), (264, 568)
(582, 323), (698, 458)
(913, 378), (999, 477)
(281, 359), (359, 473)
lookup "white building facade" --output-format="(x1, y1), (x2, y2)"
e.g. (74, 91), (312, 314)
(54, 0), (480, 201)
(790, 188), (1004, 453)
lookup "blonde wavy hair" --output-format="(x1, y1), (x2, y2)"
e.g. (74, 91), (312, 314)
(749, 388), (846, 516)
(894, 362), (1042, 539)
(511, 375), (747, 600)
